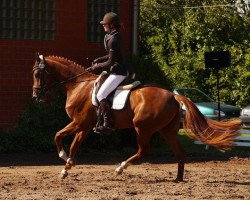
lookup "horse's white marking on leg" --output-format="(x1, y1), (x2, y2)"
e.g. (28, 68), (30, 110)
(59, 149), (68, 161)
(115, 161), (127, 174)
(120, 161), (127, 169)
(66, 158), (71, 163)
(61, 168), (68, 175)
(60, 168), (68, 179)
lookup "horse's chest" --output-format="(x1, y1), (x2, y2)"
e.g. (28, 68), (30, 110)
(65, 94), (85, 117)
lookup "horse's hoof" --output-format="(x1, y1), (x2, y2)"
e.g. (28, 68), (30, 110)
(114, 168), (123, 175)
(59, 169), (68, 179)
(65, 162), (74, 170)
(59, 173), (68, 179)
(114, 171), (122, 176)
(68, 159), (75, 167)
(173, 178), (184, 183)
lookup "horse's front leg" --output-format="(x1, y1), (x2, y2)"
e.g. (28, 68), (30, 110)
(54, 122), (79, 162)
(60, 130), (89, 178)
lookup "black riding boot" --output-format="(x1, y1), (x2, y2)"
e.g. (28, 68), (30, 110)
(95, 99), (114, 133)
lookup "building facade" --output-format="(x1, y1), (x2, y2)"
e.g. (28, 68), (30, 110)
(0, 0), (136, 129)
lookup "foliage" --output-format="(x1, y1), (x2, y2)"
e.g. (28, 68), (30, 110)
(140, 0), (250, 107)
(0, 91), (70, 153)
(126, 55), (172, 88)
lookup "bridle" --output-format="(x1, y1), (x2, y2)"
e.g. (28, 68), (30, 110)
(33, 55), (96, 100)
(33, 55), (48, 100)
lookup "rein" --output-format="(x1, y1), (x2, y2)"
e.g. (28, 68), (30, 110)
(33, 63), (96, 99)
(58, 71), (96, 85)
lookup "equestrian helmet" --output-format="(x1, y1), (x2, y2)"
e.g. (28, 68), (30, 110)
(100, 12), (120, 27)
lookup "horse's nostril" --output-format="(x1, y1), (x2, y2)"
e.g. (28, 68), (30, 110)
(32, 96), (37, 101)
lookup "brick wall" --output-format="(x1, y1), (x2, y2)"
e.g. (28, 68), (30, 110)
(0, 0), (132, 130)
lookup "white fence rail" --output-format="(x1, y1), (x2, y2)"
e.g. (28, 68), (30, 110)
(234, 129), (250, 147)
(194, 129), (250, 148)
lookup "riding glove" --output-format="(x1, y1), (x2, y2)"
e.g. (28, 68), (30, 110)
(86, 64), (99, 74)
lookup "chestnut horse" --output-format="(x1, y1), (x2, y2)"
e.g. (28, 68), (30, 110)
(32, 54), (241, 181)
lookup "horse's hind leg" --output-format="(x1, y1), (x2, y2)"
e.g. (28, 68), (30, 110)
(159, 115), (186, 182)
(115, 127), (152, 174)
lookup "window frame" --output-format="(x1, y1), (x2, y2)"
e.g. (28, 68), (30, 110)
(0, 0), (55, 41)
(87, 0), (120, 43)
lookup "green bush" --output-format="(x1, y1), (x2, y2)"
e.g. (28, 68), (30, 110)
(0, 91), (69, 153)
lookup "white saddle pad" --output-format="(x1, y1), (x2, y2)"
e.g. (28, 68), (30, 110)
(111, 90), (130, 110)
(92, 89), (131, 110)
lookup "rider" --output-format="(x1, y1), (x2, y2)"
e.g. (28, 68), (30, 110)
(87, 12), (128, 133)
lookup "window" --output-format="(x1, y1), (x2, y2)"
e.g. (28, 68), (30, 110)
(0, 0), (55, 40)
(88, 0), (120, 43)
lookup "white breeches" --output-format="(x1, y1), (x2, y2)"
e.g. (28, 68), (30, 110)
(97, 74), (126, 102)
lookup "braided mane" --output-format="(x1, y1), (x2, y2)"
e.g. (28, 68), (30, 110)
(46, 56), (85, 70)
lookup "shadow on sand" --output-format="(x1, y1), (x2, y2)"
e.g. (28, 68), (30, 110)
(0, 150), (249, 167)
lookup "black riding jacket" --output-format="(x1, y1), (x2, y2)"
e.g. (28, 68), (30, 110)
(94, 30), (127, 76)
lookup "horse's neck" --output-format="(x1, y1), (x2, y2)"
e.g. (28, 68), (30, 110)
(46, 58), (96, 95)
(46, 58), (96, 117)
(47, 59), (83, 81)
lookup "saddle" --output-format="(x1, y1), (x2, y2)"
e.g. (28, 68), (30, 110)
(91, 71), (141, 110)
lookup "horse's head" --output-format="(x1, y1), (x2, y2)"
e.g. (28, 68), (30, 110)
(32, 53), (96, 102)
(32, 53), (52, 102)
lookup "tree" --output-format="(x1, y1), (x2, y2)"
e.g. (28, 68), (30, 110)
(140, 0), (250, 107)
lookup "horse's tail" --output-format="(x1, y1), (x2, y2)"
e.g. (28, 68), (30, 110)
(174, 94), (241, 152)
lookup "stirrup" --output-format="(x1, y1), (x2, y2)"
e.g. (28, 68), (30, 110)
(93, 126), (102, 134)
(94, 125), (114, 134)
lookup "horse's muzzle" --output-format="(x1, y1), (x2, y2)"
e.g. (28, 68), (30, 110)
(32, 91), (43, 102)
(32, 87), (44, 101)
(32, 96), (38, 101)
(32, 94), (41, 102)
(32, 95), (46, 103)
(32, 88), (39, 101)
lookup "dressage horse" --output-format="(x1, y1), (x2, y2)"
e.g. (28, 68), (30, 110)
(32, 54), (241, 181)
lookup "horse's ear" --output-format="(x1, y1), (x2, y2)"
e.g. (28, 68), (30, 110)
(39, 55), (45, 63)
(36, 52), (40, 61)
(36, 52), (45, 63)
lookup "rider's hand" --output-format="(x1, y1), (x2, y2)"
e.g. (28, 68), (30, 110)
(86, 67), (93, 72)
(86, 63), (99, 73)
(93, 58), (102, 64)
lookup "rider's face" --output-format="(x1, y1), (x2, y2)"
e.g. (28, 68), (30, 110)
(102, 24), (115, 33)
(103, 24), (111, 33)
